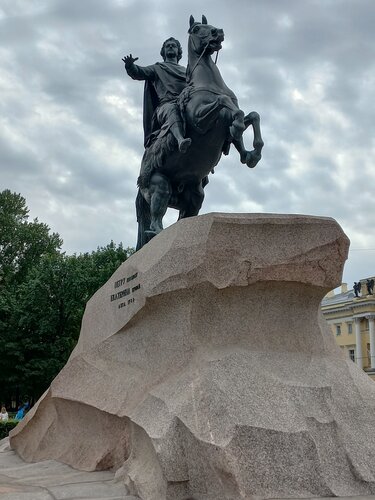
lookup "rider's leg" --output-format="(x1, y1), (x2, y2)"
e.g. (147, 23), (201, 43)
(148, 172), (171, 234)
(170, 121), (192, 153)
(158, 103), (192, 153)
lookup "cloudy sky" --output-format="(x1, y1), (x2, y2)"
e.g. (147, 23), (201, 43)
(1, 0), (374, 288)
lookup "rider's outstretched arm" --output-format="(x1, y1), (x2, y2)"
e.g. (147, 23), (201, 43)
(123, 55), (156, 81)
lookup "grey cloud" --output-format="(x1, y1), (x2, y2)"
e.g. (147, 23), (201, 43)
(1, 0), (375, 287)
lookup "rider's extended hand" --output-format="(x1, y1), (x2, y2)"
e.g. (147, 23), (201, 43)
(122, 54), (139, 68)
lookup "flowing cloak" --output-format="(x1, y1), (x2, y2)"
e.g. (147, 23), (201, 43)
(142, 62), (187, 147)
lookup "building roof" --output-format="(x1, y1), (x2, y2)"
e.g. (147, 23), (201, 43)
(322, 289), (355, 306)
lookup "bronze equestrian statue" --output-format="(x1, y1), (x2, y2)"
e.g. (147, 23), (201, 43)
(123, 15), (264, 250)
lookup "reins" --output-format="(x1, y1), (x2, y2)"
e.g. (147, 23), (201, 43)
(188, 40), (210, 78)
(188, 37), (220, 80)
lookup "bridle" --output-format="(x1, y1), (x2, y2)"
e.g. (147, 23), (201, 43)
(188, 32), (220, 79)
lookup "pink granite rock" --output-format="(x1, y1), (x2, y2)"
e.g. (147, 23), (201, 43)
(10, 213), (375, 499)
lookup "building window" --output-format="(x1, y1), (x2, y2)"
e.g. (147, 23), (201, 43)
(336, 325), (341, 336)
(348, 323), (353, 334)
(349, 349), (355, 362)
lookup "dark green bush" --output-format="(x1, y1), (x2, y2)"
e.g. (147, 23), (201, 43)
(0, 419), (19, 439)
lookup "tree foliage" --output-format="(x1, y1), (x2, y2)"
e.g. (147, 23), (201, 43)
(0, 190), (133, 406)
(0, 189), (62, 285)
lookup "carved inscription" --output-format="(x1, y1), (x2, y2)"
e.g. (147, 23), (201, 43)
(111, 272), (141, 309)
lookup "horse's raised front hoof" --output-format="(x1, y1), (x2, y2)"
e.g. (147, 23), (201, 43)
(179, 138), (192, 154)
(244, 150), (262, 169)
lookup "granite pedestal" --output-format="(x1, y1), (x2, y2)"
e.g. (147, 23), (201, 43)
(10, 213), (375, 499)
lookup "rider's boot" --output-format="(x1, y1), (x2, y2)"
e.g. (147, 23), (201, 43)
(178, 138), (192, 154)
(171, 122), (192, 154)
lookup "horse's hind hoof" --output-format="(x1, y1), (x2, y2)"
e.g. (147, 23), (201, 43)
(145, 229), (158, 239)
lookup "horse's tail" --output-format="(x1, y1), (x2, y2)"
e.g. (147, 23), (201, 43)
(135, 189), (150, 251)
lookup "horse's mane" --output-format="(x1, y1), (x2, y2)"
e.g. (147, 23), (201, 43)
(186, 36), (195, 83)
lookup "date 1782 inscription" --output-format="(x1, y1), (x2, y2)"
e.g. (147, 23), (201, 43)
(110, 272), (141, 309)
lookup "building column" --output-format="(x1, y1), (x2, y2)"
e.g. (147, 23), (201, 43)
(355, 317), (363, 368)
(367, 315), (375, 369)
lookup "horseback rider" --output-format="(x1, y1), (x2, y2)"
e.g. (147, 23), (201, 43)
(123, 37), (192, 153)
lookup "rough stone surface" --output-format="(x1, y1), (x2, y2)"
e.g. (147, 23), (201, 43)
(10, 213), (375, 499)
(0, 437), (132, 499)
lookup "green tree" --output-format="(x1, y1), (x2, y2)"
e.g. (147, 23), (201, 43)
(0, 190), (63, 406)
(2, 242), (132, 403)
(0, 190), (62, 286)
(0, 190), (133, 405)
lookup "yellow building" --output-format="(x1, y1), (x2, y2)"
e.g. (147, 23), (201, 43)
(321, 278), (375, 380)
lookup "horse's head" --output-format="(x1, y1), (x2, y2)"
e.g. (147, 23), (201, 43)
(188, 15), (224, 56)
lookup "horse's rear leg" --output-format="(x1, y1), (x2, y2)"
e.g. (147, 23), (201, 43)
(136, 189), (151, 251)
(178, 182), (205, 220)
(146, 172), (171, 236)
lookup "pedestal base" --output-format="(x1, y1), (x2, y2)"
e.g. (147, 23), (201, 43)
(11, 214), (375, 499)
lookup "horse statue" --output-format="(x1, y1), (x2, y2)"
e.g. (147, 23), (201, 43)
(135, 15), (263, 250)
